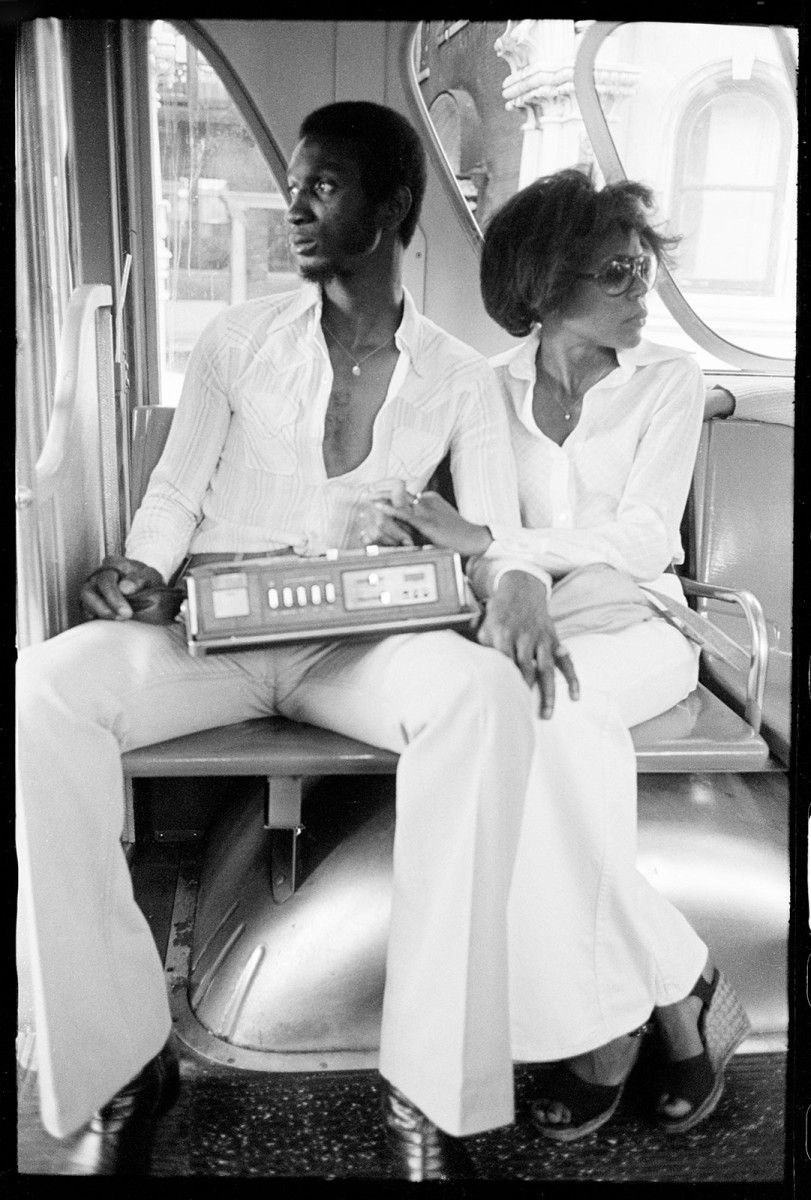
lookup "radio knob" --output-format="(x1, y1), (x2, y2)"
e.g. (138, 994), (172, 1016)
(282, 587), (294, 608)
(311, 584), (322, 605)
(268, 588), (280, 609)
(368, 572), (379, 585)
(325, 583), (336, 603)
(296, 586), (308, 606)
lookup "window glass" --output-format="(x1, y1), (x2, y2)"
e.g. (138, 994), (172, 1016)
(415, 20), (796, 366)
(148, 22), (299, 405)
(594, 23), (796, 360)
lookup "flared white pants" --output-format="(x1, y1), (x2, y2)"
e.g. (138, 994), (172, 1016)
(16, 615), (704, 1140)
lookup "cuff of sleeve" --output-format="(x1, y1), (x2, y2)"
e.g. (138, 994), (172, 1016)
(491, 562), (552, 595)
(123, 542), (172, 585)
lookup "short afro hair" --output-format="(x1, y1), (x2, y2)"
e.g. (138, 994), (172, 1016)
(299, 101), (427, 247)
(480, 168), (679, 337)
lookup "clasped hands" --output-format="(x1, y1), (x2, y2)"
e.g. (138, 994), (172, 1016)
(360, 479), (579, 718)
(81, 556), (181, 624)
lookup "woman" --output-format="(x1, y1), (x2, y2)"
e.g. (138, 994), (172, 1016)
(369, 169), (750, 1140)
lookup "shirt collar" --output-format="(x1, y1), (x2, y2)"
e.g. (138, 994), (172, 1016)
(496, 327), (694, 389)
(263, 281), (425, 376)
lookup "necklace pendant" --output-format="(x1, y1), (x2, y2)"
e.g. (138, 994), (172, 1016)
(565, 412), (571, 421)
(352, 364), (361, 377)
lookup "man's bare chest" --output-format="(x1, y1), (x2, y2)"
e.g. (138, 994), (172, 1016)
(322, 349), (399, 477)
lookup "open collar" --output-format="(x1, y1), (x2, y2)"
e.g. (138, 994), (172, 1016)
(263, 282), (424, 376)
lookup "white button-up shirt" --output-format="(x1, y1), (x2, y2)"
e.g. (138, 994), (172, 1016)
(126, 284), (534, 598)
(487, 332), (706, 602)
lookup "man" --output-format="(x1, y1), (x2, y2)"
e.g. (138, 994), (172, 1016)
(17, 101), (574, 1178)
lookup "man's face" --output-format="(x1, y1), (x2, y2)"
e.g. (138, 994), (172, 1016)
(286, 135), (383, 282)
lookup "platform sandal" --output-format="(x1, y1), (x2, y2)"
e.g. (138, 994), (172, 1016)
(655, 967), (751, 1135)
(530, 1025), (648, 1143)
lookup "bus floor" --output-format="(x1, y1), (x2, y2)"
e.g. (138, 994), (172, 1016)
(17, 801), (788, 1183)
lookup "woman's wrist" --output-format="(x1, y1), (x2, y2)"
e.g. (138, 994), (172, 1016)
(466, 525), (493, 557)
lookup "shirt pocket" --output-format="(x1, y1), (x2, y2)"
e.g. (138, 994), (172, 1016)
(388, 425), (446, 479)
(236, 389), (299, 475)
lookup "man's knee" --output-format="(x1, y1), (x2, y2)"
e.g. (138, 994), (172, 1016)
(17, 627), (107, 729)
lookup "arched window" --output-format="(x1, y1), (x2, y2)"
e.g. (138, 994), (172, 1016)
(427, 89), (487, 215)
(671, 77), (791, 294)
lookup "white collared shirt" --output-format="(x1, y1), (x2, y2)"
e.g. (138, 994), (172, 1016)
(126, 284), (535, 598)
(487, 332), (706, 600)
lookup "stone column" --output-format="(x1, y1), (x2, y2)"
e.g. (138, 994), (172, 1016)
(494, 20), (639, 186)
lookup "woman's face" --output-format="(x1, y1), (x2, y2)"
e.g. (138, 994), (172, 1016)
(552, 228), (655, 351)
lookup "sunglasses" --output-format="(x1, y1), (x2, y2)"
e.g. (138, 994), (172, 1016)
(575, 253), (658, 296)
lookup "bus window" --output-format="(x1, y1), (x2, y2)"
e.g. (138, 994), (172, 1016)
(147, 22), (300, 405)
(592, 23), (796, 363)
(412, 20), (797, 371)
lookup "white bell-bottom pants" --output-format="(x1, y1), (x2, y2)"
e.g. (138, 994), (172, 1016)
(16, 615), (704, 1140)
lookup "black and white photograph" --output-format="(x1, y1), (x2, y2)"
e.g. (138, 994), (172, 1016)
(11, 8), (806, 1188)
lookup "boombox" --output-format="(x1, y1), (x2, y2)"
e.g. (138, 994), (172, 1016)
(182, 546), (480, 656)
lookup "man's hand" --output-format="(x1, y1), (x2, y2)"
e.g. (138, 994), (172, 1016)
(81, 555), (165, 621)
(478, 571), (579, 719)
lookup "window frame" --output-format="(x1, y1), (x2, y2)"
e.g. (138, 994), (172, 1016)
(403, 19), (796, 377)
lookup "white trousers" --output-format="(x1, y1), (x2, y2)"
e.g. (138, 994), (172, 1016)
(17, 614), (704, 1140)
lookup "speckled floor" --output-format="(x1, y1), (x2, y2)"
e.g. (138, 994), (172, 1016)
(17, 1029), (787, 1179)
(16, 837), (788, 1181)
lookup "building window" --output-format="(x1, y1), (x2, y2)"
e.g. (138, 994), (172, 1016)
(671, 80), (790, 294)
(427, 89), (487, 214)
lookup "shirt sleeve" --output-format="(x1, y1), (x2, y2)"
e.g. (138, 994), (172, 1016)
(487, 356), (706, 582)
(447, 360), (552, 599)
(125, 312), (232, 583)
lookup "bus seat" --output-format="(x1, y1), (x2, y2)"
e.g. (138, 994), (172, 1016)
(120, 395), (776, 849)
(120, 397), (787, 1064)
(688, 410), (793, 766)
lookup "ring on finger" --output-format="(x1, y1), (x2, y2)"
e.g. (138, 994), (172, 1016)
(408, 491), (422, 507)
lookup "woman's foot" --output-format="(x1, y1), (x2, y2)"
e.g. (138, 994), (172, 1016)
(653, 962), (751, 1133)
(531, 1026), (648, 1142)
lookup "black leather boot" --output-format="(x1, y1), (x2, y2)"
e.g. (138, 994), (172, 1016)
(66, 1040), (180, 1175)
(383, 1082), (476, 1180)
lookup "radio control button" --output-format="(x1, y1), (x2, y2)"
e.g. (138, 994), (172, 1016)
(296, 586), (307, 606)
(380, 590), (391, 605)
(368, 572), (379, 585)
(311, 585), (322, 605)
(268, 588), (279, 609)
(325, 582), (337, 603)
(282, 587), (294, 608)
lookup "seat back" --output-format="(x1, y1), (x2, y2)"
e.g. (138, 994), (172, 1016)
(689, 413), (793, 765)
(130, 406), (176, 513)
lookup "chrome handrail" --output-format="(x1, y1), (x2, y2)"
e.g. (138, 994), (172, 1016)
(679, 577), (769, 734)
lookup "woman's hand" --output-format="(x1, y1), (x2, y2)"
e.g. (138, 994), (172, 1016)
(81, 555), (165, 620)
(372, 488), (493, 558)
(479, 570), (580, 718)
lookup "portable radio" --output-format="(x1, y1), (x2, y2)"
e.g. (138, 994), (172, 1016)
(182, 546), (480, 656)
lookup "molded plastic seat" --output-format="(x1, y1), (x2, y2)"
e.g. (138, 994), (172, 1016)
(121, 679), (769, 786)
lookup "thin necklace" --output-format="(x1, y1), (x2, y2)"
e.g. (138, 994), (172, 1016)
(549, 386), (581, 423)
(322, 319), (393, 377)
